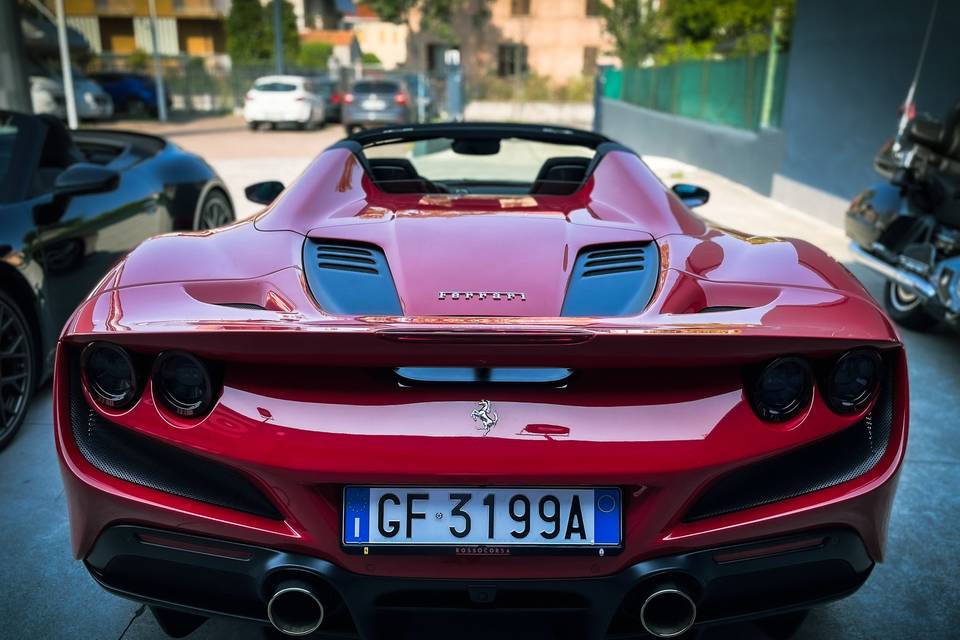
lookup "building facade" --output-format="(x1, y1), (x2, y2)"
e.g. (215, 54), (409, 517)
(410, 0), (614, 83)
(48, 0), (228, 57)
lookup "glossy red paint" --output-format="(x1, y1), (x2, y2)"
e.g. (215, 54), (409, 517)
(56, 141), (907, 588)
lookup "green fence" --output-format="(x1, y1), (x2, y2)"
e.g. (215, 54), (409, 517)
(603, 54), (788, 131)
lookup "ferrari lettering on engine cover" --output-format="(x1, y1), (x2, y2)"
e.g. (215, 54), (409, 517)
(437, 291), (527, 301)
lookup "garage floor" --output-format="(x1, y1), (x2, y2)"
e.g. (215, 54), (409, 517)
(0, 116), (957, 639)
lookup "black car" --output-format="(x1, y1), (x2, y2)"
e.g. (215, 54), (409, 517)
(0, 111), (234, 448)
(310, 77), (344, 123)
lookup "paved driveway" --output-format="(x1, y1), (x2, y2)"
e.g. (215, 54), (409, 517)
(0, 119), (957, 638)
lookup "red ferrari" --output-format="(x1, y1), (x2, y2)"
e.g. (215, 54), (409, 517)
(55, 124), (907, 639)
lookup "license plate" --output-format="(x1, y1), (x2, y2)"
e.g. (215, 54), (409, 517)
(362, 98), (386, 110)
(343, 487), (620, 549)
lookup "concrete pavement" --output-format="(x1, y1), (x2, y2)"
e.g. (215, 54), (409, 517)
(1, 117), (958, 638)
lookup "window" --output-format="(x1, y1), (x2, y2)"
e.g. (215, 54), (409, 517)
(586, 0), (603, 16)
(497, 44), (528, 77)
(511, 0), (531, 16)
(583, 46), (598, 75)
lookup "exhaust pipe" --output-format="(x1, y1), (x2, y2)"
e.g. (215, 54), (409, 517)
(639, 584), (697, 638)
(848, 241), (937, 299)
(267, 579), (325, 636)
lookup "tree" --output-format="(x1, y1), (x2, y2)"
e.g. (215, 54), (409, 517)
(662, 0), (795, 60)
(227, 0), (300, 66)
(598, 0), (665, 68)
(278, 0), (301, 65)
(297, 42), (333, 69)
(226, 0), (269, 64)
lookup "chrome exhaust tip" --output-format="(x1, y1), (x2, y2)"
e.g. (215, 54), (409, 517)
(267, 579), (325, 636)
(639, 586), (697, 638)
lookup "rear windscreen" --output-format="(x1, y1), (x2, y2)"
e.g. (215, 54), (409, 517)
(254, 82), (297, 92)
(352, 81), (398, 94)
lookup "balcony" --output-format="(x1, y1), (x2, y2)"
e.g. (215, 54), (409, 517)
(58, 0), (224, 18)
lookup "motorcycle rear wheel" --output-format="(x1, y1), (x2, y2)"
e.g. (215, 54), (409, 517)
(883, 281), (939, 331)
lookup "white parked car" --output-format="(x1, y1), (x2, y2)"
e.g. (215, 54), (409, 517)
(243, 75), (326, 130)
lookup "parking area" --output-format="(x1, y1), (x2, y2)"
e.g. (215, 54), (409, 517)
(1, 118), (958, 639)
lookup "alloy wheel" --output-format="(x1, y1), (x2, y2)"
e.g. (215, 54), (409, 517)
(0, 297), (32, 443)
(196, 192), (234, 230)
(889, 284), (921, 312)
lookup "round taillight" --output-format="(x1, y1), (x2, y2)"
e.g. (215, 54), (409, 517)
(748, 357), (813, 422)
(153, 351), (214, 418)
(825, 349), (882, 414)
(82, 342), (139, 409)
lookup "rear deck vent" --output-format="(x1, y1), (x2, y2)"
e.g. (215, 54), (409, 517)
(315, 243), (380, 275)
(561, 242), (659, 317)
(580, 246), (648, 277)
(304, 239), (402, 314)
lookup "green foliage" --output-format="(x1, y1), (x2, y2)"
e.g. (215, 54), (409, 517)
(660, 0), (795, 61)
(364, 0), (417, 24)
(227, 0), (269, 64)
(127, 49), (149, 71)
(361, 52), (382, 64)
(297, 42), (333, 69)
(362, 0), (490, 43)
(471, 73), (593, 103)
(279, 0), (301, 62)
(227, 0), (300, 65)
(598, 0), (665, 68)
(601, 0), (795, 66)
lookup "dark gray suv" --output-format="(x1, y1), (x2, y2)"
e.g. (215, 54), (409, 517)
(343, 80), (411, 135)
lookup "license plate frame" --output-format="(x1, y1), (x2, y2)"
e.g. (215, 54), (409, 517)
(341, 486), (623, 556)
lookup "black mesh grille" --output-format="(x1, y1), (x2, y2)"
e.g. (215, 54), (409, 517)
(684, 364), (895, 521)
(69, 365), (282, 520)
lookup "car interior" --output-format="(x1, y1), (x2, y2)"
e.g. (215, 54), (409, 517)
(338, 124), (621, 197)
(25, 116), (163, 197)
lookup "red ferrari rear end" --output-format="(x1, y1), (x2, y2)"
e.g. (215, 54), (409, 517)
(55, 124), (906, 639)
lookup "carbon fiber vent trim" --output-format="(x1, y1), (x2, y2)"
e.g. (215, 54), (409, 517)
(304, 239), (402, 314)
(561, 242), (660, 317)
(69, 364), (282, 520)
(684, 364), (895, 521)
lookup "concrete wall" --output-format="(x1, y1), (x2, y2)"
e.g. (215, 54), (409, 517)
(601, 0), (960, 227)
(772, 0), (960, 224)
(601, 98), (785, 196)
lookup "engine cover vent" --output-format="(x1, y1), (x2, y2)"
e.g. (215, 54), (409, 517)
(561, 242), (659, 317)
(304, 239), (402, 314)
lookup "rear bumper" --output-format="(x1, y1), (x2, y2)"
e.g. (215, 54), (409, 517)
(87, 524), (872, 639)
(343, 109), (407, 125)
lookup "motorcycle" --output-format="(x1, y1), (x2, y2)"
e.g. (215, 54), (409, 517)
(846, 101), (960, 331)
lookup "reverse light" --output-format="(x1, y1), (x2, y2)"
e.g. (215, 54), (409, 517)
(748, 356), (813, 422)
(153, 351), (215, 418)
(824, 349), (882, 414)
(82, 342), (139, 409)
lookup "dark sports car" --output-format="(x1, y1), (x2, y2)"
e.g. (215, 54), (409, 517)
(0, 110), (233, 449)
(55, 123), (906, 639)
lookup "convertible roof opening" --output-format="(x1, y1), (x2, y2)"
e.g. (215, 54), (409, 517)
(331, 123), (631, 197)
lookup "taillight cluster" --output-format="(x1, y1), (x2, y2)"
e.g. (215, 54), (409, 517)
(81, 342), (218, 418)
(394, 92), (408, 105)
(746, 349), (883, 422)
(343, 93), (355, 104)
